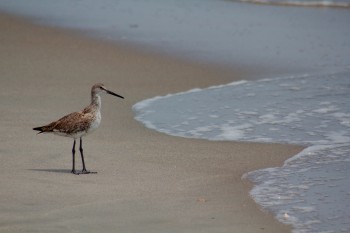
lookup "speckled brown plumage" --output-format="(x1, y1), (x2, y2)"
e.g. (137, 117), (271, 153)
(34, 106), (97, 136)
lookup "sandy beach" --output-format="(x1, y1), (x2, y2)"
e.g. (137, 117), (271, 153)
(0, 14), (304, 233)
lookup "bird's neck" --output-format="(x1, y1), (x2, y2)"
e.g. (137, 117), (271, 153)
(91, 94), (102, 110)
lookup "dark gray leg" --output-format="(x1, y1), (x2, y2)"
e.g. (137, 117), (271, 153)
(79, 138), (96, 174)
(79, 137), (88, 173)
(71, 139), (77, 174)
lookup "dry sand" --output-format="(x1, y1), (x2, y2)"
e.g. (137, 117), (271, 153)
(0, 14), (303, 232)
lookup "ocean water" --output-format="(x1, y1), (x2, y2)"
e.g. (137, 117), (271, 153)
(1, 0), (350, 232)
(134, 69), (350, 232)
(1, 0), (350, 71)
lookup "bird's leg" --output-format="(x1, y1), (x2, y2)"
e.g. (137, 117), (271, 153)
(79, 137), (96, 174)
(79, 137), (88, 173)
(71, 139), (77, 174)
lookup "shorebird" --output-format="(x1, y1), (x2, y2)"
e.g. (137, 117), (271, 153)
(33, 83), (124, 175)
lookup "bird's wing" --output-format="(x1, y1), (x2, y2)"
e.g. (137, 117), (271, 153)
(42, 111), (94, 135)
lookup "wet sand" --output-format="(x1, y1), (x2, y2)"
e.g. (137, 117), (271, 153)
(0, 14), (303, 232)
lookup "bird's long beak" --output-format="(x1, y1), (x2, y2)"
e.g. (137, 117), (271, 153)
(106, 89), (124, 99)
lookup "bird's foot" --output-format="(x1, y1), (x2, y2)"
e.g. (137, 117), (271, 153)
(81, 169), (97, 174)
(71, 169), (97, 175)
(71, 170), (79, 175)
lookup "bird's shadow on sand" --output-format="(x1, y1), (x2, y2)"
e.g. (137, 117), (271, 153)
(29, 168), (72, 174)
(29, 169), (98, 175)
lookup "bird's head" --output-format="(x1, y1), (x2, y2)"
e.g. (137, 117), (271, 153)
(91, 83), (124, 99)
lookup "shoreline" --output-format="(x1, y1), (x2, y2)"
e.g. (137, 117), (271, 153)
(0, 13), (304, 233)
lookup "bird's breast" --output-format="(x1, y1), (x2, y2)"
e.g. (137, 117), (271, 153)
(88, 111), (101, 133)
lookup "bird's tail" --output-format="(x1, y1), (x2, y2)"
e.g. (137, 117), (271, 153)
(33, 126), (44, 134)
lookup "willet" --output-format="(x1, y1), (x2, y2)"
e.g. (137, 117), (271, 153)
(33, 83), (124, 175)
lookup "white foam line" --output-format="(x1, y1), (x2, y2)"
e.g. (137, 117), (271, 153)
(239, 0), (350, 8)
